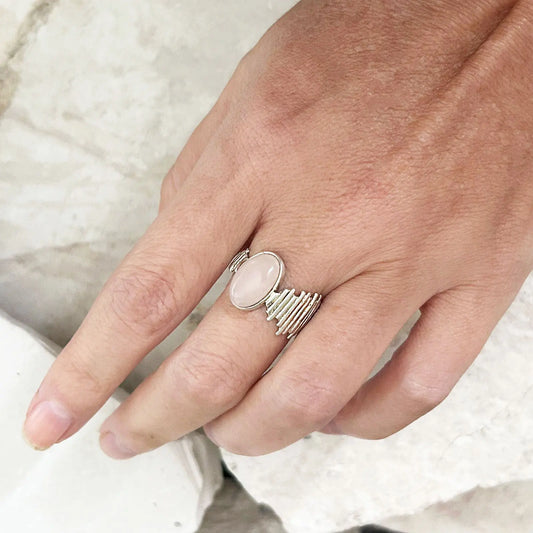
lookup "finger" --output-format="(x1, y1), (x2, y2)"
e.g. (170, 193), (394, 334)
(23, 156), (260, 451)
(98, 288), (285, 459)
(95, 234), (340, 459)
(203, 273), (423, 456)
(323, 284), (518, 439)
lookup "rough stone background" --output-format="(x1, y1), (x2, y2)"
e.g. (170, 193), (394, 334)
(1, 1), (532, 532)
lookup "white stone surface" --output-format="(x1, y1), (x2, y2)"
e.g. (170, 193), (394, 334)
(0, 0), (294, 390)
(222, 274), (533, 533)
(0, 0), (37, 63)
(0, 311), (223, 533)
(383, 480), (533, 533)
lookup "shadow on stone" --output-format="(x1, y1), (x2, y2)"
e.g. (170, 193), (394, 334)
(197, 462), (287, 533)
(0, 66), (19, 116)
(339, 526), (405, 533)
(197, 461), (409, 533)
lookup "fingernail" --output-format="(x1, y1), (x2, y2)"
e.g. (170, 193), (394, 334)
(99, 431), (137, 459)
(23, 400), (73, 450)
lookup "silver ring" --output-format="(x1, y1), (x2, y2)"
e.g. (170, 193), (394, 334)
(228, 249), (322, 339)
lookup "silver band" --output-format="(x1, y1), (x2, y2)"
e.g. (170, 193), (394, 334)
(228, 249), (322, 339)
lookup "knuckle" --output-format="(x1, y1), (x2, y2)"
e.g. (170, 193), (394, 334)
(274, 368), (339, 427)
(239, 92), (301, 156)
(401, 373), (450, 412)
(233, 49), (254, 79)
(159, 176), (176, 211)
(107, 266), (179, 338)
(160, 172), (176, 202)
(234, 67), (326, 159)
(253, 52), (325, 119)
(172, 345), (249, 411)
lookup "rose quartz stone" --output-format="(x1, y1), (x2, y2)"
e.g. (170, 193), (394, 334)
(230, 253), (281, 309)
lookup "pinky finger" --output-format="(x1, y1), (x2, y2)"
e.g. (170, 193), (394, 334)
(323, 283), (521, 439)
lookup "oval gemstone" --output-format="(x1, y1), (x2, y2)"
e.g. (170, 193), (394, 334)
(230, 253), (281, 309)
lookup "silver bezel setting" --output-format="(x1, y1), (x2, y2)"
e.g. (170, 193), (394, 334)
(229, 250), (285, 311)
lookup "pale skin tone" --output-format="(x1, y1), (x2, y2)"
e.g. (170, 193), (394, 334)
(23, 0), (533, 458)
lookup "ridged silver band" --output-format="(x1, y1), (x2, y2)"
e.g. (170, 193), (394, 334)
(228, 249), (322, 339)
(265, 288), (322, 339)
(228, 249), (249, 273)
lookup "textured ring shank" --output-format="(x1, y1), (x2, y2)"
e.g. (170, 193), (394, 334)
(265, 289), (322, 339)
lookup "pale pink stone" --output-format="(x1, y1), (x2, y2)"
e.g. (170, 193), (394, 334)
(230, 253), (281, 308)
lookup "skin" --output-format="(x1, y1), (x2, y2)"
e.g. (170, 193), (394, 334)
(23, 0), (533, 458)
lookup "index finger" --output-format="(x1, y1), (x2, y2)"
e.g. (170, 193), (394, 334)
(23, 159), (258, 450)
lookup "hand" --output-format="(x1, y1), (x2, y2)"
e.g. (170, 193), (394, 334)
(23, 0), (533, 457)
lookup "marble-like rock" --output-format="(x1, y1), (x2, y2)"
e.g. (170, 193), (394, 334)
(222, 274), (533, 533)
(0, 0), (294, 391)
(0, 311), (223, 533)
(383, 479), (533, 533)
(0, 0), (38, 63)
